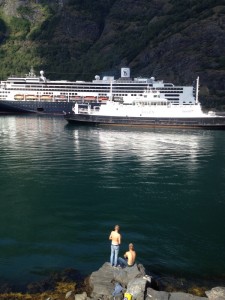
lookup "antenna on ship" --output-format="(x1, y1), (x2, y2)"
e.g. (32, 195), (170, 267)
(27, 66), (36, 77)
(195, 76), (199, 104)
(110, 80), (113, 101)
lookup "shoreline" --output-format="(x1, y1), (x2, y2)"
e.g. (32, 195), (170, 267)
(1, 265), (225, 299)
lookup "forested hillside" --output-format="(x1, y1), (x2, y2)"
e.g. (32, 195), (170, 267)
(0, 0), (225, 108)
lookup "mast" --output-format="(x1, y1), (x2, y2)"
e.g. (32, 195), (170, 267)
(109, 80), (113, 101)
(195, 76), (199, 104)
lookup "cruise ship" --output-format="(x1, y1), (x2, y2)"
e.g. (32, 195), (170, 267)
(0, 67), (196, 115)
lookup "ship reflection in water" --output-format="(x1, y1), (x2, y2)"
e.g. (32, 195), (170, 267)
(72, 126), (209, 172)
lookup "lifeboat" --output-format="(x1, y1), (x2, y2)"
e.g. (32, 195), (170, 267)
(98, 96), (109, 101)
(40, 95), (53, 100)
(55, 95), (67, 101)
(84, 96), (97, 100)
(25, 95), (38, 100)
(14, 94), (24, 100)
(70, 96), (82, 101)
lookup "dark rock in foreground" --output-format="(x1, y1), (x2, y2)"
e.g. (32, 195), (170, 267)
(86, 263), (225, 300)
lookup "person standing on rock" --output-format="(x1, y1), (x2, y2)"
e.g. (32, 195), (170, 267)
(118, 243), (136, 267)
(109, 224), (121, 267)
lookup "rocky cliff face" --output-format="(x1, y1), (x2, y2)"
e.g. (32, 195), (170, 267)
(0, 0), (225, 108)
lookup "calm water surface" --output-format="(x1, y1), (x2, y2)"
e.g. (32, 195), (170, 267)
(0, 115), (225, 288)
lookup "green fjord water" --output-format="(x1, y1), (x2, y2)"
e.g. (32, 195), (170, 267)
(0, 115), (225, 289)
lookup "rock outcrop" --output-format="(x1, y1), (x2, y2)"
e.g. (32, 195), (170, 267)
(86, 263), (225, 300)
(88, 262), (147, 299)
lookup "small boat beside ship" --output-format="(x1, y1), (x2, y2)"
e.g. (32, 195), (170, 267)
(64, 79), (225, 129)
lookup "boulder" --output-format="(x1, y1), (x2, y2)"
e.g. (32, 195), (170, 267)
(113, 268), (129, 287)
(114, 264), (146, 287)
(169, 292), (207, 300)
(75, 292), (88, 300)
(88, 262), (116, 299)
(205, 287), (225, 300)
(146, 287), (169, 300)
(88, 262), (146, 300)
(146, 288), (208, 300)
(126, 277), (147, 300)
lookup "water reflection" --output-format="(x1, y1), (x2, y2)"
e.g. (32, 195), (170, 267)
(71, 127), (214, 175)
(0, 116), (224, 287)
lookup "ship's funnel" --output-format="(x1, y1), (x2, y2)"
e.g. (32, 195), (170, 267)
(121, 68), (130, 78)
